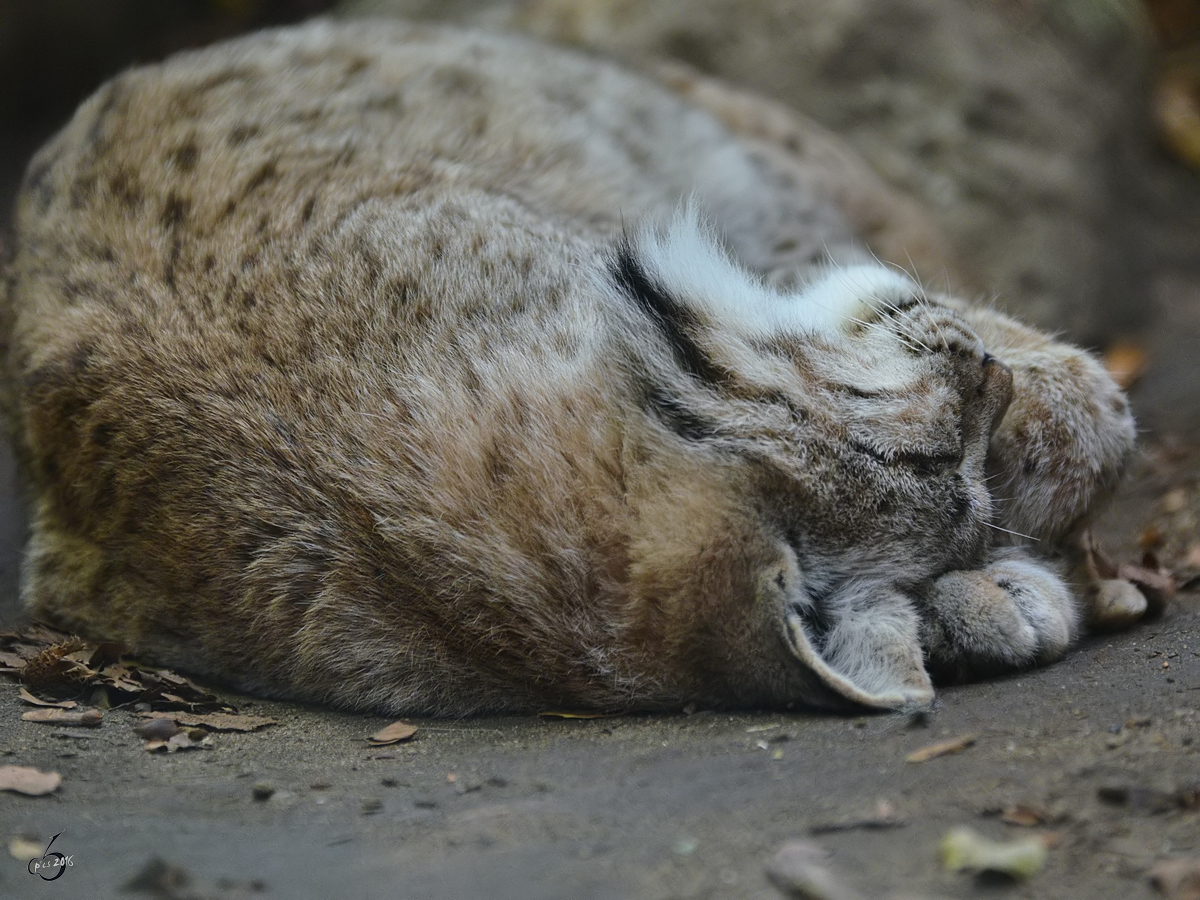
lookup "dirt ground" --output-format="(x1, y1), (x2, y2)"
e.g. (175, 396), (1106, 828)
(3, 4), (1200, 900)
(2, 446), (1199, 900)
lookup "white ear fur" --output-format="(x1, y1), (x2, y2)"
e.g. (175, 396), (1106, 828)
(633, 206), (919, 341)
(784, 585), (935, 712)
(791, 265), (921, 337)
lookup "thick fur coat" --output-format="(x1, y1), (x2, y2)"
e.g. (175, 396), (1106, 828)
(1, 20), (1135, 714)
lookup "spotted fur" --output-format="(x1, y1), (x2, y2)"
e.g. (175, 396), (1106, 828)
(1, 20), (1134, 714)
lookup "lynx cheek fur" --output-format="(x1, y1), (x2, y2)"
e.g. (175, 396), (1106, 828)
(2, 20), (1135, 715)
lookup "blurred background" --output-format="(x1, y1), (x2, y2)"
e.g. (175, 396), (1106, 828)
(1, 0), (1199, 619)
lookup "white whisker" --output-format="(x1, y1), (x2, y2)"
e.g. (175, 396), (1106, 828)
(984, 521), (1040, 542)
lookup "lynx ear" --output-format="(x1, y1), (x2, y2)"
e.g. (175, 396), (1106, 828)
(784, 585), (934, 711)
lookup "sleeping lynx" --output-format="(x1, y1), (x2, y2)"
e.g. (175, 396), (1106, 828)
(1, 20), (1135, 715)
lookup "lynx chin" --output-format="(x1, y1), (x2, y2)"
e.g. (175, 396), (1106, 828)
(1, 20), (1135, 715)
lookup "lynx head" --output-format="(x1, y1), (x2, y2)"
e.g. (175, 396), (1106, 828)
(607, 208), (1020, 708)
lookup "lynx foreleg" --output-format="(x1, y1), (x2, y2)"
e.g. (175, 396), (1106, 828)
(917, 549), (1079, 683)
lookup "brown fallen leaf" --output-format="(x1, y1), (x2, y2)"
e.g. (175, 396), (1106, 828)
(86, 642), (125, 669)
(134, 710), (278, 733)
(1118, 561), (1177, 615)
(1000, 803), (1047, 827)
(3, 624), (236, 714)
(1, 624), (73, 645)
(97, 663), (146, 694)
(144, 731), (208, 753)
(135, 717), (181, 741)
(1082, 531), (1120, 580)
(810, 799), (905, 834)
(906, 733), (977, 763)
(18, 688), (77, 708)
(1081, 533), (1172, 628)
(1180, 785), (1200, 811)
(21, 708), (103, 727)
(0, 765), (62, 796)
(1163, 488), (1189, 514)
(1092, 578), (1150, 631)
(1140, 525), (1167, 550)
(1104, 340), (1150, 391)
(1143, 0), (1200, 48)
(1185, 543), (1200, 570)
(368, 720), (418, 745)
(1149, 856), (1200, 900)
(21, 638), (94, 693)
(1154, 64), (1200, 171)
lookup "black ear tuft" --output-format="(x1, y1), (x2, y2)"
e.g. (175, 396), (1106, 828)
(610, 239), (726, 386)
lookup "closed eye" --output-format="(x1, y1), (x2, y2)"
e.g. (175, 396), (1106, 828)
(849, 440), (962, 475)
(839, 384), (897, 400)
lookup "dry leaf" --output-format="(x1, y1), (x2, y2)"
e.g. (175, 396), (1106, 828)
(21, 638), (94, 693)
(18, 688), (77, 708)
(1104, 340), (1150, 391)
(811, 799), (905, 834)
(134, 710), (278, 733)
(1091, 579), (1150, 631)
(93, 664), (143, 693)
(144, 731), (208, 753)
(1155, 65), (1200, 171)
(1163, 488), (1189, 514)
(8, 836), (43, 861)
(21, 708), (102, 727)
(1082, 534), (1170, 627)
(135, 717), (181, 741)
(1149, 856), (1200, 900)
(0, 765), (62, 796)
(86, 642), (125, 669)
(369, 720), (418, 745)
(1119, 562), (1177, 615)
(1000, 804), (1047, 827)
(1180, 786), (1200, 811)
(1143, 0), (1200, 48)
(1185, 543), (1200, 569)
(941, 826), (1048, 879)
(906, 733), (976, 763)
(1140, 525), (1167, 550)
(1, 624), (73, 647)
(1082, 532), (1120, 580)
(3, 625), (235, 714)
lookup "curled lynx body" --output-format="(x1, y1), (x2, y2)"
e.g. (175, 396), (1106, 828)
(3, 21), (1134, 715)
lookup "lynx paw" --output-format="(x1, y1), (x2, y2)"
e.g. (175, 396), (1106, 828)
(919, 551), (1079, 682)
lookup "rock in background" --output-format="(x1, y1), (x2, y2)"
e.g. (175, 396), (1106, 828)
(343, 0), (1181, 345)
